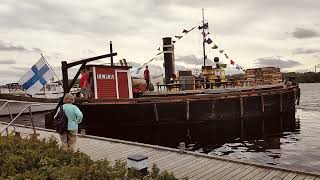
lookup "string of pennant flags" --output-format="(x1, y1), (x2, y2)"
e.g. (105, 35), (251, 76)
(136, 22), (245, 73)
(136, 25), (197, 73)
(198, 23), (245, 71)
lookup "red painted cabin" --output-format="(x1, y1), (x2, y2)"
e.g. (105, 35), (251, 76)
(86, 65), (133, 99)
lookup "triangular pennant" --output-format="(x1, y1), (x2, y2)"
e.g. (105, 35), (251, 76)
(175, 35), (183, 39)
(182, 29), (189, 33)
(211, 44), (218, 49)
(230, 60), (235, 65)
(203, 22), (209, 29)
(202, 32), (207, 37)
(219, 50), (224, 54)
(206, 38), (213, 44)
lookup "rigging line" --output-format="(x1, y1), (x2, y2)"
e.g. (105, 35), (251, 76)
(207, 33), (245, 70)
(136, 52), (164, 73)
(41, 53), (63, 85)
(135, 24), (200, 74)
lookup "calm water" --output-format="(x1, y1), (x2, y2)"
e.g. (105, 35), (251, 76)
(1, 83), (319, 174)
(194, 83), (320, 173)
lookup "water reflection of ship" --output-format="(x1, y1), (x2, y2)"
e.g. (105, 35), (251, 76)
(149, 111), (297, 149)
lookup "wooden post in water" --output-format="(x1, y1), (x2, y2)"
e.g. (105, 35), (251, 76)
(280, 93), (283, 113)
(240, 98), (244, 139)
(153, 104), (159, 122)
(186, 101), (190, 121)
(261, 96), (265, 112)
(261, 118), (265, 135)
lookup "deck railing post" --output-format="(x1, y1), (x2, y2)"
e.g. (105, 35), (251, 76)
(28, 106), (36, 135)
(7, 103), (16, 131)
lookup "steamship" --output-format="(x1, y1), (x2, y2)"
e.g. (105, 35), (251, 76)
(42, 37), (300, 146)
(43, 12), (300, 146)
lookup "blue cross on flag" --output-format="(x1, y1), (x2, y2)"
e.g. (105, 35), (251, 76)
(18, 57), (55, 95)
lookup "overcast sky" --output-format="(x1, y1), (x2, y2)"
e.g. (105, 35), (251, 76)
(0, 0), (319, 84)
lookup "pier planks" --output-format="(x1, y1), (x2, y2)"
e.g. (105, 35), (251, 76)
(1, 123), (319, 180)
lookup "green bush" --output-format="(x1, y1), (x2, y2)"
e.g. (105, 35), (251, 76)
(0, 135), (178, 180)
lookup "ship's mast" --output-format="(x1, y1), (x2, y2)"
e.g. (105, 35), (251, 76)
(202, 8), (206, 67)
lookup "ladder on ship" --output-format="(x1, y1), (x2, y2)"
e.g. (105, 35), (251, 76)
(0, 100), (40, 137)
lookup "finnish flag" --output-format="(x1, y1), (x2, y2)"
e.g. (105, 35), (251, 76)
(18, 57), (55, 95)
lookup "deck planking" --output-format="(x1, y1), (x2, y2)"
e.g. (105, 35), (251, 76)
(1, 123), (319, 180)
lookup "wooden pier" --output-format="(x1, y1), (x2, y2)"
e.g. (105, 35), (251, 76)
(1, 123), (319, 180)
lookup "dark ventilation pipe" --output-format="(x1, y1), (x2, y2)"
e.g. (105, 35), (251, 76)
(162, 37), (175, 84)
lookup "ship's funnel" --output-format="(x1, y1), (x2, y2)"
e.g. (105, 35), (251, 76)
(162, 37), (175, 84)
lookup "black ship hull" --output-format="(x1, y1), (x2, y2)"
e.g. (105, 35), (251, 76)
(46, 85), (299, 147)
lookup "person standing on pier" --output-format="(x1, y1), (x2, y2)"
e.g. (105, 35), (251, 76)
(144, 66), (150, 91)
(60, 93), (83, 150)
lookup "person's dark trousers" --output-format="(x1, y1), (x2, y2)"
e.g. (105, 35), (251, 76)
(145, 79), (150, 91)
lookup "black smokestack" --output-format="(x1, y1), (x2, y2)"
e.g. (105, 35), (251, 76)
(162, 37), (175, 84)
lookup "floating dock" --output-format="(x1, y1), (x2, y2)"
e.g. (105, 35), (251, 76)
(1, 123), (319, 180)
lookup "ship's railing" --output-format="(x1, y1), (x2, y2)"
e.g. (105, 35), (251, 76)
(0, 100), (40, 136)
(86, 84), (300, 104)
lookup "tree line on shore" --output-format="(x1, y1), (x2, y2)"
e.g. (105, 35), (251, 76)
(283, 72), (320, 83)
(228, 72), (320, 83)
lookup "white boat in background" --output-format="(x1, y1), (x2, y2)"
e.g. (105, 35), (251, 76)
(0, 83), (59, 116)
(0, 83), (81, 116)
(0, 99), (58, 116)
(0, 56), (82, 116)
(0, 83), (63, 98)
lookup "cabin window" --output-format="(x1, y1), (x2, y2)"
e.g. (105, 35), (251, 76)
(51, 85), (56, 91)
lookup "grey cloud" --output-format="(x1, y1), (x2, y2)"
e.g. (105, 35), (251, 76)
(11, 66), (29, 71)
(0, 59), (16, 64)
(0, 70), (21, 77)
(1, 0), (319, 39)
(254, 57), (301, 68)
(175, 55), (215, 65)
(0, 41), (28, 52)
(32, 48), (42, 53)
(128, 61), (142, 69)
(0, 1), (180, 37)
(0, 41), (41, 53)
(291, 28), (319, 39)
(293, 48), (320, 55)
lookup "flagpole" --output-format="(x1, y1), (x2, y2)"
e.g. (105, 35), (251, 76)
(202, 8), (206, 67)
(41, 53), (63, 85)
